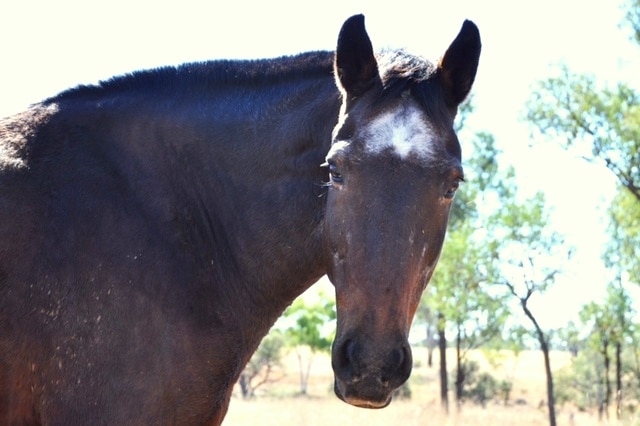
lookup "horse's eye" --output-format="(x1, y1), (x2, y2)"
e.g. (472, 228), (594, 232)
(329, 163), (344, 183)
(444, 180), (461, 199)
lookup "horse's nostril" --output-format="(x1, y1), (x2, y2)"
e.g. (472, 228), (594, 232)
(398, 345), (413, 377)
(344, 339), (358, 365)
(333, 339), (360, 382)
(390, 346), (405, 370)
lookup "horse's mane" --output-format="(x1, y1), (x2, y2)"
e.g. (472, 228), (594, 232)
(44, 51), (336, 104)
(45, 49), (449, 124)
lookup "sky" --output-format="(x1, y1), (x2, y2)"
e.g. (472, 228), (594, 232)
(1, 0), (638, 329)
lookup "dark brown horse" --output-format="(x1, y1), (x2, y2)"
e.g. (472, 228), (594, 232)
(0, 15), (480, 425)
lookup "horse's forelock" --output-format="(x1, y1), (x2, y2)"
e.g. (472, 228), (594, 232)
(373, 50), (451, 127)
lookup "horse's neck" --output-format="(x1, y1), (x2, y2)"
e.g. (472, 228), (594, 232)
(155, 79), (339, 329)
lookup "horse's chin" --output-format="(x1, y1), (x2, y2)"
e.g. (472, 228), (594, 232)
(334, 379), (393, 409)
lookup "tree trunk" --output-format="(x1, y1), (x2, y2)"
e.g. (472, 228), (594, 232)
(426, 322), (435, 368)
(296, 348), (313, 395)
(540, 336), (556, 426)
(522, 302), (556, 426)
(238, 373), (251, 399)
(455, 326), (463, 407)
(602, 340), (611, 419)
(596, 358), (605, 421)
(615, 341), (622, 419)
(438, 312), (449, 413)
(427, 347), (434, 368)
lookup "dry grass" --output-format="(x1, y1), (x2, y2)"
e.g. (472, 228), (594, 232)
(223, 348), (639, 425)
(224, 398), (600, 426)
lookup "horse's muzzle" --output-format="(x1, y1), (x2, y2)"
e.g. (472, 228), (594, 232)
(331, 337), (412, 408)
(333, 377), (394, 409)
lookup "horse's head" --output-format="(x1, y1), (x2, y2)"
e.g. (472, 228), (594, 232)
(323, 15), (481, 408)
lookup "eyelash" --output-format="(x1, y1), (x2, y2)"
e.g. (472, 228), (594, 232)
(444, 179), (462, 199)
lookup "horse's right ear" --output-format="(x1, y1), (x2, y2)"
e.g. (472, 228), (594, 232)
(437, 20), (481, 109)
(334, 15), (380, 98)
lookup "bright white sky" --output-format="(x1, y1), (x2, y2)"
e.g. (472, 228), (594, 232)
(1, 0), (638, 329)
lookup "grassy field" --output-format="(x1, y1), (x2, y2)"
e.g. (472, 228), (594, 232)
(224, 348), (639, 425)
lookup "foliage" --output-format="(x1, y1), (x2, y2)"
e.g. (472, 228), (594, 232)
(238, 331), (286, 398)
(283, 292), (336, 394)
(554, 332), (640, 418)
(622, 0), (640, 44)
(497, 190), (570, 426)
(525, 3), (640, 300)
(578, 282), (636, 417)
(284, 292), (335, 352)
(526, 65), (640, 201)
(497, 379), (513, 405)
(523, 4), (640, 419)
(625, 323), (640, 400)
(555, 321), (581, 356)
(554, 352), (603, 410)
(450, 360), (505, 407)
(604, 189), (640, 284)
(423, 126), (512, 407)
(393, 382), (412, 400)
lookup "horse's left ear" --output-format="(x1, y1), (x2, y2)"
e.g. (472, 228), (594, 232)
(437, 20), (481, 108)
(335, 14), (380, 98)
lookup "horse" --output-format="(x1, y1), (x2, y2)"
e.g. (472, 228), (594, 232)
(0, 14), (480, 425)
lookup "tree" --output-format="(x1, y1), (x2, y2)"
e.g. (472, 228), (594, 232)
(499, 191), (572, 426)
(238, 331), (285, 399)
(556, 321), (581, 357)
(436, 311), (449, 412)
(415, 304), (438, 367)
(527, 67), (640, 201)
(523, 5), (640, 419)
(628, 323), (640, 399)
(424, 128), (511, 410)
(604, 189), (640, 285)
(431, 222), (509, 408)
(283, 292), (335, 395)
(622, 0), (640, 44)
(579, 283), (634, 419)
(526, 0), (640, 202)
(451, 360), (499, 407)
(580, 300), (615, 418)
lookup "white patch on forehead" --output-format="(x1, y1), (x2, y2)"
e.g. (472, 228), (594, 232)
(326, 140), (350, 159)
(365, 104), (436, 159)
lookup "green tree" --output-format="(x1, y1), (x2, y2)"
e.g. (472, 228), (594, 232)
(283, 292), (335, 395)
(451, 360), (500, 407)
(499, 191), (572, 426)
(429, 221), (509, 408)
(525, 0), (640, 293)
(556, 321), (581, 357)
(526, 65), (640, 201)
(628, 323), (640, 399)
(579, 283), (635, 419)
(524, 4), (640, 420)
(604, 189), (640, 285)
(580, 300), (615, 419)
(525, 3), (640, 277)
(238, 331), (286, 398)
(424, 125), (511, 410)
(622, 0), (640, 44)
(415, 304), (437, 367)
